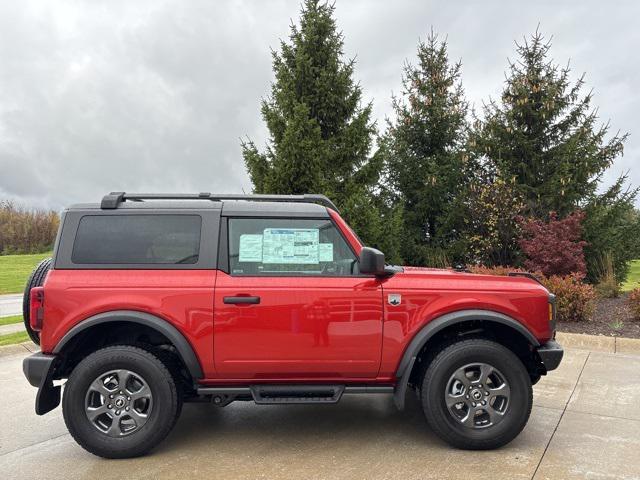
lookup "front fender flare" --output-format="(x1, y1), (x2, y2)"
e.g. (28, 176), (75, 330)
(393, 309), (539, 410)
(53, 310), (204, 379)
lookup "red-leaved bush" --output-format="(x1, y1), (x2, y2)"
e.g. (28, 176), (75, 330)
(518, 211), (588, 278)
(468, 265), (595, 323)
(629, 289), (640, 320)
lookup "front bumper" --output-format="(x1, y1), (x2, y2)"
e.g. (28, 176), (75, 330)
(23, 352), (61, 415)
(536, 340), (564, 372)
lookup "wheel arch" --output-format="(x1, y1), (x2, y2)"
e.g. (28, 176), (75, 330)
(393, 309), (540, 410)
(53, 310), (204, 380)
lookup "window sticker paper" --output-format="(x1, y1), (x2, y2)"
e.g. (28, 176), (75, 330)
(239, 234), (263, 262)
(262, 228), (319, 264)
(318, 243), (334, 262)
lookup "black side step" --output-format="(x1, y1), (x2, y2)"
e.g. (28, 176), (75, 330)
(196, 385), (395, 405)
(251, 385), (344, 404)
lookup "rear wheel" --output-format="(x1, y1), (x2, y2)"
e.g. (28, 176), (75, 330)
(421, 338), (532, 449)
(22, 257), (52, 345)
(62, 345), (182, 458)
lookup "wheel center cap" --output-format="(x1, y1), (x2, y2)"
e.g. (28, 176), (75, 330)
(471, 389), (482, 400)
(114, 396), (126, 408)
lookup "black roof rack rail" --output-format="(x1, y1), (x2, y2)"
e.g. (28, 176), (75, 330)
(100, 192), (339, 212)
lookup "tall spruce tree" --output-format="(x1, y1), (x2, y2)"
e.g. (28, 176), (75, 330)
(476, 30), (627, 218)
(242, 0), (382, 245)
(381, 32), (468, 265)
(474, 29), (637, 280)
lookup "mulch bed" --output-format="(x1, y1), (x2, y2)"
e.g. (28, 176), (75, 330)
(557, 292), (640, 339)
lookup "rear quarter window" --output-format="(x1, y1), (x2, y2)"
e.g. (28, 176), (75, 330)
(71, 214), (202, 265)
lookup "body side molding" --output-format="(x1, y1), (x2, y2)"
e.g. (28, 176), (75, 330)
(52, 310), (204, 379)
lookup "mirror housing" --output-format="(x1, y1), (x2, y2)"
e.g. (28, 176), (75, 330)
(359, 247), (386, 276)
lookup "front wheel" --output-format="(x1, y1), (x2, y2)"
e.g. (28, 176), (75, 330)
(421, 338), (532, 450)
(62, 345), (182, 458)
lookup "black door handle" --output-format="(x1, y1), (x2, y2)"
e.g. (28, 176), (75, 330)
(223, 296), (261, 305)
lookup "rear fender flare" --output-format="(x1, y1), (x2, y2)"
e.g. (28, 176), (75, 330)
(53, 310), (204, 379)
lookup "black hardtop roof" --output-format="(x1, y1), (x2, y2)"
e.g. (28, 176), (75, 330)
(68, 192), (336, 217)
(67, 200), (222, 211)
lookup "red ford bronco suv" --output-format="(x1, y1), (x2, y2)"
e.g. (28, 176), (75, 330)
(22, 192), (563, 458)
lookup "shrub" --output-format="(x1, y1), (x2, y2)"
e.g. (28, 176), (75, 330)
(469, 265), (522, 277)
(463, 176), (526, 267)
(518, 211), (588, 278)
(0, 200), (59, 254)
(422, 248), (450, 269)
(629, 289), (640, 320)
(469, 265), (596, 323)
(540, 274), (596, 323)
(594, 251), (619, 298)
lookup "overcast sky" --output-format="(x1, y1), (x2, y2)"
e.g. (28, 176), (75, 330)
(1, 0), (638, 210)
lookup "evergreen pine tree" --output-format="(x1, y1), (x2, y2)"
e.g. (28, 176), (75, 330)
(242, 0), (383, 245)
(583, 176), (640, 282)
(474, 29), (637, 279)
(476, 29), (627, 218)
(381, 31), (468, 266)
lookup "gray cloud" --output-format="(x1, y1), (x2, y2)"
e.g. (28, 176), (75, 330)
(1, 0), (638, 210)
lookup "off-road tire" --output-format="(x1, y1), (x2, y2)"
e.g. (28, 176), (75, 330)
(22, 257), (52, 345)
(421, 338), (532, 450)
(63, 345), (182, 458)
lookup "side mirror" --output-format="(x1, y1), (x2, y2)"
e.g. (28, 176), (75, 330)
(359, 247), (386, 276)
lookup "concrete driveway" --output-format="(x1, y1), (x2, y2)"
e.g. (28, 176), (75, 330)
(1, 344), (639, 480)
(0, 293), (22, 317)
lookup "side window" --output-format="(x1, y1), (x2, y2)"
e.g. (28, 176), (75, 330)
(228, 218), (358, 276)
(72, 214), (202, 265)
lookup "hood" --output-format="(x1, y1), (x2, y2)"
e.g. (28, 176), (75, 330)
(390, 266), (549, 294)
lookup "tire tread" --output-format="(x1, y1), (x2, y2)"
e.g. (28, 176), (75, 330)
(63, 344), (181, 458)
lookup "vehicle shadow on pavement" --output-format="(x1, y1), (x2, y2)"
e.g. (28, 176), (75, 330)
(161, 393), (432, 452)
(137, 393), (560, 480)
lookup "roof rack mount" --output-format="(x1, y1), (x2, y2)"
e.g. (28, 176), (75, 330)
(100, 192), (339, 212)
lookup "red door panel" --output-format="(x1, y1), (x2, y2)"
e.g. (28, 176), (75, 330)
(214, 272), (383, 379)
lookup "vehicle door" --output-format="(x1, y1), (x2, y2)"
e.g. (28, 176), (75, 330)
(213, 216), (384, 379)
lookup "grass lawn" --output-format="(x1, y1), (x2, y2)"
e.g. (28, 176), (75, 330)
(622, 259), (640, 292)
(0, 252), (52, 294)
(0, 315), (22, 326)
(0, 330), (29, 346)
